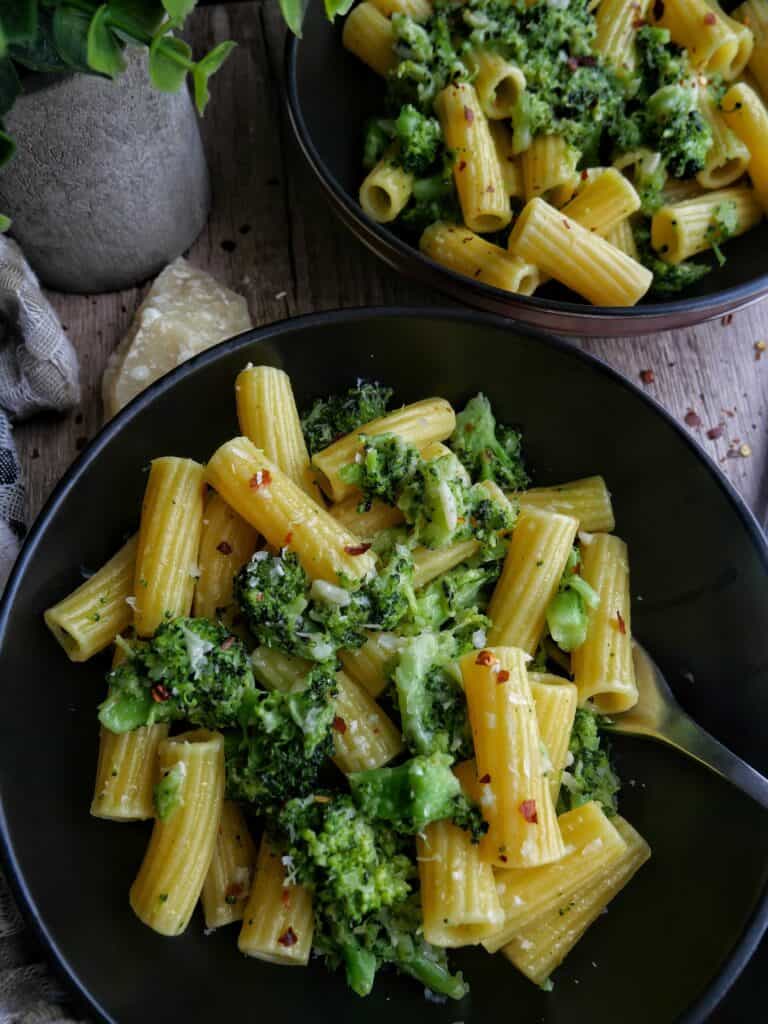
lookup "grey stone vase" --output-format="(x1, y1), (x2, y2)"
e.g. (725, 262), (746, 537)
(0, 52), (211, 293)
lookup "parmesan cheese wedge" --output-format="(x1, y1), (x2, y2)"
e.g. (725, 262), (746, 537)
(103, 258), (252, 419)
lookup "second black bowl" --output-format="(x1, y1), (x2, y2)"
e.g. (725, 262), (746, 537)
(285, 3), (768, 336)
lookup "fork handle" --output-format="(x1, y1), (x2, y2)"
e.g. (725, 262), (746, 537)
(662, 713), (768, 811)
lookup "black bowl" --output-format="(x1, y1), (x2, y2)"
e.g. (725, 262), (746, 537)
(285, 4), (768, 336)
(1, 309), (767, 1023)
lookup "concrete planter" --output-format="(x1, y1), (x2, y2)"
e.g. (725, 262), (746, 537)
(0, 53), (211, 293)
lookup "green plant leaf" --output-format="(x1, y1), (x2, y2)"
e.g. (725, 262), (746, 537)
(0, 56), (19, 118)
(0, 22), (6, 59)
(0, 124), (15, 168)
(191, 39), (235, 114)
(52, 6), (92, 72)
(148, 33), (191, 92)
(109, 0), (168, 35)
(324, 0), (355, 20)
(0, 213), (12, 233)
(87, 5), (127, 78)
(0, 0), (38, 44)
(8, 10), (72, 73)
(279, 0), (308, 37)
(161, 0), (196, 27)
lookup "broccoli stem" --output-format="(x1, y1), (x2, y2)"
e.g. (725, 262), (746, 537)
(98, 687), (154, 733)
(400, 955), (468, 1000)
(342, 941), (378, 997)
(413, 173), (452, 202)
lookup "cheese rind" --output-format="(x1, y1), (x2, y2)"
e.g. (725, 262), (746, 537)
(102, 258), (252, 418)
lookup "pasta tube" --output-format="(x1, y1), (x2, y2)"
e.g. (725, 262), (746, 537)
(502, 816), (651, 985)
(466, 49), (526, 119)
(651, 185), (763, 263)
(734, 1), (768, 97)
(652, 0), (753, 79)
(460, 647), (565, 868)
(133, 457), (206, 637)
(44, 534), (137, 661)
(412, 539), (481, 590)
(483, 801), (628, 952)
(91, 722), (169, 821)
(696, 84), (751, 189)
(130, 730), (225, 936)
(560, 168), (641, 237)
(571, 533), (637, 713)
(201, 800), (257, 930)
(420, 223), (541, 295)
(521, 135), (580, 203)
(721, 81), (768, 211)
(330, 495), (405, 538)
(360, 148), (414, 223)
(311, 398), (455, 503)
(236, 365), (322, 502)
(595, 0), (652, 70)
(487, 506), (579, 655)
(490, 122), (525, 198)
(529, 675), (579, 803)
(606, 218), (640, 261)
(239, 836), (314, 965)
(193, 492), (258, 620)
(516, 476), (615, 533)
(205, 438), (377, 584)
(332, 670), (404, 772)
(342, 2), (397, 76)
(339, 631), (402, 698)
(417, 820), (504, 947)
(508, 198), (653, 306)
(435, 83), (512, 233)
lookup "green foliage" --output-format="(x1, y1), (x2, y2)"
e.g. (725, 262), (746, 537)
(340, 432), (422, 508)
(450, 393), (529, 492)
(301, 381), (393, 455)
(225, 664), (337, 813)
(557, 708), (621, 817)
(98, 617), (255, 733)
(349, 752), (487, 840)
(393, 103), (441, 175)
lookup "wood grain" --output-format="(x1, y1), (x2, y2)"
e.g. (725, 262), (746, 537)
(12, 0), (768, 527)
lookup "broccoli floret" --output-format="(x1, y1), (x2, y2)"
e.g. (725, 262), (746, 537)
(634, 222), (710, 295)
(646, 83), (713, 179)
(397, 451), (470, 548)
(98, 618), (254, 733)
(393, 104), (442, 175)
(704, 199), (739, 267)
(278, 795), (467, 1000)
(634, 26), (687, 97)
(363, 118), (395, 169)
(392, 12), (433, 63)
(412, 560), (499, 634)
(546, 547), (600, 654)
(225, 665), (337, 813)
(339, 432), (421, 507)
(400, 175), (460, 234)
(392, 631), (473, 759)
(450, 393), (529, 491)
(557, 708), (621, 817)
(300, 382), (393, 456)
(350, 752), (487, 840)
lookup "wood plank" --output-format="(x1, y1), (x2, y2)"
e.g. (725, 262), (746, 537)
(10, 0), (767, 533)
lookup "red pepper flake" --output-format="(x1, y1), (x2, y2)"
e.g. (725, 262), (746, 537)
(684, 409), (702, 429)
(704, 12), (716, 24)
(580, 169), (589, 181)
(639, 369), (655, 385)
(496, 669), (510, 684)
(478, 773), (491, 784)
(706, 424), (724, 440)
(221, 636), (236, 651)
(457, 159), (467, 172)
(485, 185), (495, 194)
(216, 540), (233, 555)
(567, 56), (579, 71)
(632, 17), (646, 28)
(616, 610), (627, 635)
(344, 542), (372, 556)
(278, 927), (298, 948)
(475, 649), (496, 667)
(333, 715), (347, 734)
(249, 469), (272, 490)
(225, 882), (246, 903)
(283, 531), (294, 547)
(563, 219), (571, 231)
(722, 313), (734, 326)
(151, 683), (171, 703)
(520, 800), (538, 824)
(281, 887), (292, 908)
(499, 853), (508, 863)
(463, 105), (474, 124)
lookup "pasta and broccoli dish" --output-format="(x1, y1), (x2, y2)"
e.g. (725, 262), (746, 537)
(341, 0), (768, 305)
(45, 368), (649, 1000)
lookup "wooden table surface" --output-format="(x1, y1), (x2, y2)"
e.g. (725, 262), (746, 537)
(7, 4), (768, 1021)
(13, 0), (768, 530)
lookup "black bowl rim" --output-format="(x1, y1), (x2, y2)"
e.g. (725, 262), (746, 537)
(284, 28), (768, 329)
(1, 306), (767, 1024)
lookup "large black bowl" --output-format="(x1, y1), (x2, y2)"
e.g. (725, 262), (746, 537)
(285, 3), (768, 336)
(1, 309), (767, 1023)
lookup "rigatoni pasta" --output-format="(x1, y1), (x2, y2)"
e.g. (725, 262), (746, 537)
(193, 492), (258, 620)
(201, 800), (257, 930)
(516, 475), (615, 533)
